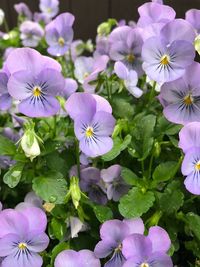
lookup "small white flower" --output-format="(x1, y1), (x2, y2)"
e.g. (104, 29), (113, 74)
(21, 132), (40, 161)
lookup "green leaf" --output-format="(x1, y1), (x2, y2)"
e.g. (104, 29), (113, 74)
(131, 114), (156, 160)
(32, 171), (67, 204)
(46, 152), (68, 176)
(93, 205), (113, 223)
(119, 187), (155, 218)
(121, 167), (139, 185)
(102, 135), (131, 161)
(186, 212), (200, 241)
(0, 134), (16, 156)
(152, 161), (178, 182)
(156, 116), (182, 136)
(49, 218), (67, 241)
(112, 94), (135, 119)
(159, 181), (184, 214)
(3, 163), (24, 188)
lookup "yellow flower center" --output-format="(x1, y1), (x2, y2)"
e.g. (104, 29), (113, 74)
(140, 263), (149, 267)
(184, 94), (193, 105)
(114, 243), (122, 253)
(58, 37), (65, 47)
(33, 86), (42, 97)
(160, 54), (170, 65)
(43, 202), (56, 212)
(47, 8), (52, 14)
(85, 127), (94, 138)
(18, 243), (27, 250)
(195, 161), (200, 171)
(126, 53), (135, 63)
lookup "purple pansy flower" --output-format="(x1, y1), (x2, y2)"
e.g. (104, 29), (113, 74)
(80, 167), (107, 205)
(101, 164), (130, 201)
(45, 12), (74, 56)
(142, 36), (195, 83)
(0, 71), (12, 111)
(158, 62), (200, 124)
(14, 3), (32, 20)
(179, 122), (200, 154)
(94, 218), (144, 267)
(137, 2), (175, 28)
(114, 61), (143, 98)
(181, 147), (200, 195)
(33, 12), (51, 24)
(66, 93), (115, 157)
(109, 26), (144, 76)
(122, 226), (172, 267)
(74, 56), (94, 84)
(83, 55), (109, 93)
(20, 21), (44, 47)
(39, 0), (59, 18)
(94, 35), (111, 57)
(55, 249), (100, 267)
(0, 207), (49, 267)
(186, 9), (200, 34)
(6, 48), (65, 117)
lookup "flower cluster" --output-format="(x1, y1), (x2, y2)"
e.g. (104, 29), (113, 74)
(0, 0), (200, 266)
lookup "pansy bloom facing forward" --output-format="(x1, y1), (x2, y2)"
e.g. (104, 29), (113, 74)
(6, 48), (65, 117)
(0, 207), (49, 267)
(122, 226), (172, 267)
(66, 93), (115, 157)
(158, 62), (200, 125)
(94, 218), (144, 267)
(179, 122), (200, 194)
(45, 12), (74, 56)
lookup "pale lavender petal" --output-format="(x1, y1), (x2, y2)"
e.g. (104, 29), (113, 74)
(0, 233), (19, 256)
(26, 231), (49, 252)
(101, 165), (121, 183)
(186, 9), (200, 33)
(0, 72), (9, 94)
(65, 92), (96, 120)
(91, 111), (115, 135)
(181, 148), (200, 176)
(123, 218), (145, 235)
(92, 94), (112, 113)
(1, 251), (42, 267)
(54, 250), (78, 267)
(147, 226), (171, 253)
(74, 57), (94, 84)
(79, 250), (101, 267)
(0, 93), (12, 110)
(109, 26), (131, 44)
(105, 251), (126, 267)
(62, 78), (78, 98)
(122, 234), (152, 260)
(114, 61), (129, 80)
(19, 95), (60, 117)
(184, 171), (200, 195)
(148, 252), (173, 267)
(161, 19), (196, 44)
(100, 220), (129, 243)
(18, 207), (47, 233)
(94, 240), (117, 258)
(79, 136), (113, 157)
(179, 122), (200, 153)
(0, 209), (28, 238)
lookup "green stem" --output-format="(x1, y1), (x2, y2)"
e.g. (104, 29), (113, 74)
(3, 18), (9, 33)
(75, 139), (80, 179)
(148, 80), (157, 106)
(53, 115), (57, 138)
(148, 154), (154, 179)
(141, 160), (145, 177)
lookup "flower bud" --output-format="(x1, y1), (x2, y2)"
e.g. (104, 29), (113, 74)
(21, 131), (40, 161)
(69, 176), (81, 209)
(195, 34), (200, 55)
(0, 9), (5, 26)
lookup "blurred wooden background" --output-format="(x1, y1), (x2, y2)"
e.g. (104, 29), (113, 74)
(0, 0), (200, 40)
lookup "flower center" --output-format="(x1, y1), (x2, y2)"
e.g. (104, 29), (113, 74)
(33, 86), (42, 97)
(58, 37), (65, 47)
(114, 243), (122, 253)
(18, 242), (27, 250)
(140, 263), (149, 267)
(126, 53), (135, 63)
(47, 8), (52, 14)
(195, 161), (200, 171)
(85, 126), (94, 138)
(160, 54), (170, 65)
(184, 94), (193, 105)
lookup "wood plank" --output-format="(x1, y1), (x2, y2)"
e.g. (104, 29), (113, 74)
(70, 0), (109, 40)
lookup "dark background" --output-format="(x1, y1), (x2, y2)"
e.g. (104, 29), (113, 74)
(0, 0), (200, 40)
